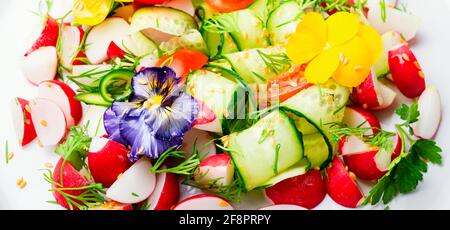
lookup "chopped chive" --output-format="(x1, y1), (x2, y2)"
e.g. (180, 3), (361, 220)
(273, 144), (281, 175)
(5, 140), (9, 164)
(131, 192), (139, 197)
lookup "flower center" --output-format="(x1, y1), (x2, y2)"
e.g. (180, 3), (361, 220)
(143, 95), (164, 109)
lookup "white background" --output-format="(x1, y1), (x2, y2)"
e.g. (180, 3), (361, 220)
(0, 0), (450, 209)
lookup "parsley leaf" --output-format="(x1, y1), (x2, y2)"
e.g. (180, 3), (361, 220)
(395, 103), (420, 124)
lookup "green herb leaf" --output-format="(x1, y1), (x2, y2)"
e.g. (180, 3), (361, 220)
(395, 103), (420, 124)
(54, 125), (92, 171)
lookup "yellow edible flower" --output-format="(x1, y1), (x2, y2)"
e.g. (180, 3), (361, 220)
(285, 12), (382, 87)
(73, 0), (114, 26)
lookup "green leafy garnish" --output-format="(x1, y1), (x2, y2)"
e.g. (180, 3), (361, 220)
(183, 174), (243, 202)
(43, 167), (106, 210)
(380, 0), (387, 22)
(363, 103), (443, 206)
(54, 125), (92, 171)
(257, 50), (292, 75)
(5, 140), (9, 165)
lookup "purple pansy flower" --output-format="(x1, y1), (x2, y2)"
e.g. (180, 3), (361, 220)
(103, 67), (199, 161)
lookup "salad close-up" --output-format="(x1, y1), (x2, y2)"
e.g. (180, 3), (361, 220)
(0, 0), (449, 210)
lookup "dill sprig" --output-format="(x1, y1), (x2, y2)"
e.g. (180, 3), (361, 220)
(183, 175), (243, 202)
(43, 168), (106, 210)
(202, 13), (239, 34)
(257, 50), (292, 75)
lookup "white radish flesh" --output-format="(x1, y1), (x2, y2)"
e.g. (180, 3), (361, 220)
(164, 0), (195, 16)
(173, 194), (234, 210)
(21, 46), (57, 85)
(368, 6), (420, 41)
(60, 25), (83, 69)
(413, 86), (441, 139)
(259, 204), (306, 210)
(29, 98), (67, 146)
(85, 17), (130, 64)
(341, 135), (375, 156)
(106, 158), (156, 204)
(181, 129), (216, 158)
(374, 81), (397, 110)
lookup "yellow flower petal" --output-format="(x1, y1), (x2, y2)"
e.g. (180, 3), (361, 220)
(326, 12), (360, 46)
(305, 48), (340, 84)
(73, 0), (114, 26)
(285, 12), (327, 64)
(358, 24), (383, 65)
(332, 37), (372, 87)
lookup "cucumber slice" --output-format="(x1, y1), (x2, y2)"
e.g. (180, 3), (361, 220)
(123, 32), (160, 57)
(258, 159), (310, 188)
(248, 0), (283, 22)
(282, 81), (350, 130)
(99, 70), (135, 103)
(373, 31), (404, 77)
(130, 7), (198, 43)
(74, 92), (111, 107)
(202, 31), (238, 58)
(160, 29), (209, 55)
(205, 9), (269, 50)
(226, 110), (304, 191)
(281, 107), (333, 169)
(267, 1), (304, 45)
(195, 2), (219, 21)
(186, 69), (241, 133)
(223, 46), (291, 83)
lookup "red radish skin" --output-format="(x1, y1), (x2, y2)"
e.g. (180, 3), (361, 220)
(343, 151), (387, 181)
(90, 200), (133, 210)
(392, 134), (402, 160)
(21, 46), (58, 85)
(38, 80), (83, 128)
(10, 98), (37, 146)
(351, 71), (384, 110)
(193, 101), (217, 126)
(88, 137), (131, 188)
(135, 0), (169, 6)
(194, 154), (234, 186)
(52, 158), (91, 210)
(29, 98), (67, 146)
(107, 41), (127, 59)
(173, 194), (234, 210)
(25, 17), (59, 56)
(325, 158), (364, 208)
(388, 44), (426, 98)
(338, 135), (377, 156)
(146, 167), (180, 210)
(265, 170), (326, 209)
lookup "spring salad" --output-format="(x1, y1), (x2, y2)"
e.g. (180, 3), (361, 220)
(10, 0), (443, 210)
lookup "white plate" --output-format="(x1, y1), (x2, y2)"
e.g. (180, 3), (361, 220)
(0, 0), (449, 210)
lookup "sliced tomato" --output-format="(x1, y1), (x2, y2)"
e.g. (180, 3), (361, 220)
(265, 65), (313, 105)
(156, 49), (208, 84)
(206, 0), (255, 13)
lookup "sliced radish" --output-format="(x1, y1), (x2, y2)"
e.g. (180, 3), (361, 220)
(52, 157), (90, 210)
(373, 81), (397, 110)
(325, 158), (364, 208)
(164, 0), (195, 16)
(373, 31), (405, 77)
(343, 106), (381, 135)
(145, 166), (180, 210)
(181, 128), (216, 158)
(106, 41), (127, 59)
(265, 170), (326, 209)
(24, 17), (59, 56)
(413, 85), (441, 139)
(259, 204), (306, 210)
(88, 137), (131, 188)
(29, 98), (67, 146)
(194, 154), (234, 187)
(106, 158), (156, 204)
(338, 135), (376, 156)
(60, 24), (85, 69)
(388, 44), (426, 98)
(21, 46), (58, 85)
(38, 80), (83, 128)
(173, 194), (234, 210)
(367, 6), (420, 41)
(90, 200), (133, 210)
(193, 100), (217, 126)
(81, 105), (108, 137)
(340, 134), (401, 181)
(85, 17), (130, 64)
(10, 98), (37, 146)
(351, 71), (384, 110)
(193, 117), (222, 133)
